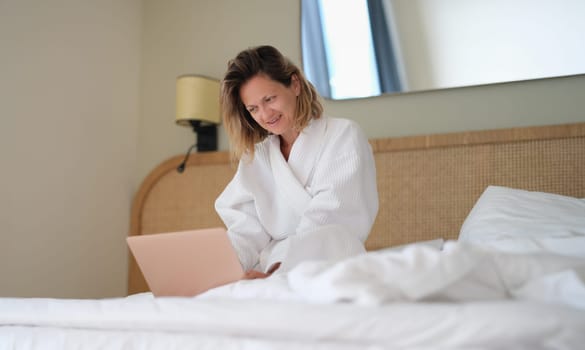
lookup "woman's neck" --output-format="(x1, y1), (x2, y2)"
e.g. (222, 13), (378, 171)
(279, 132), (299, 161)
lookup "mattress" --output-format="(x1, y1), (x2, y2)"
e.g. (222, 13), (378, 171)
(2, 241), (584, 350)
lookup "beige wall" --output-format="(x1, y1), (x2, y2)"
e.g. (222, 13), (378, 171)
(138, 0), (585, 182)
(0, 0), (142, 298)
(137, 0), (302, 180)
(1, 0), (584, 298)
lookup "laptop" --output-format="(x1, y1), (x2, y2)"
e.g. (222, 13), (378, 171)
(127, 227), (244, 297)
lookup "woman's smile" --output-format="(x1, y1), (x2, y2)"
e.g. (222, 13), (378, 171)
(266, 114), (281, 126)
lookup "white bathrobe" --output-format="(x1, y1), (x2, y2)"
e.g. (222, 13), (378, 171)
(215, 116), (379, 272)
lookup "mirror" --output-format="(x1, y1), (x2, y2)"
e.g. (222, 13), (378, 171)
(301, 0), (585, 100)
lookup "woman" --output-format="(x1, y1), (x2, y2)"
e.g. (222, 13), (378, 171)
(216, 45), (378, 278)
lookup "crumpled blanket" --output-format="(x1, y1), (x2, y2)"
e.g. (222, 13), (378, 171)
(285, 241), (585, 308)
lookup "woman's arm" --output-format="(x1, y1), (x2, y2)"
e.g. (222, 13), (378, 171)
(215, 165), (271, 272)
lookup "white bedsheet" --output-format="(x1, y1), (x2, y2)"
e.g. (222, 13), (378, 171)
(2, 242), (585, 349)
(2, 296), (584, 350)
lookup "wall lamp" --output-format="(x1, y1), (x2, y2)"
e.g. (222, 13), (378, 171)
(175, 75), (221, 173)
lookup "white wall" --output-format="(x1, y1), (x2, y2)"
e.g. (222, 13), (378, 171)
(392, 0), (585, 90)
(0, 0), (142, 298)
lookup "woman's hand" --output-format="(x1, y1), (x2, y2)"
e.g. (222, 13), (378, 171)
(242, 270), (270, 279)
(242, 262), (281, 280)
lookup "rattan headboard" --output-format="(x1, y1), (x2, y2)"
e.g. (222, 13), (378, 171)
(128, 122), (585, 294)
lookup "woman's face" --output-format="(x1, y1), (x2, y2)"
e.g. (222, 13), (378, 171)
(240, 73), (300, 143)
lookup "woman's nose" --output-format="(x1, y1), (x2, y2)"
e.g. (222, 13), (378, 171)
(258, 105), (272, 121)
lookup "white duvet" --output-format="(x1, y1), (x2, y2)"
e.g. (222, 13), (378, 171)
(2, 242), (585, 350)
(286, 241), (585, 307)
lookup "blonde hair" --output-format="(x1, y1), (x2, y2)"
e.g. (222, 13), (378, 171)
(221, 45), (323, 160)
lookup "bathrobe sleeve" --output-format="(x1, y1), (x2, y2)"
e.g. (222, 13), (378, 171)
(214, 158), (272, 271)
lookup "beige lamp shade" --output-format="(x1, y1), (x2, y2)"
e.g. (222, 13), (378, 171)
(176, 75), (221, 126)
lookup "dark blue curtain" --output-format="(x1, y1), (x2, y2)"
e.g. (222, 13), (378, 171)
(302, 0), (402, 98)
(301, 0), (332, 99)
(367, 0), (402, 93)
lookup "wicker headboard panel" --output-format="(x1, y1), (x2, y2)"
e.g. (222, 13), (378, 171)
(128, 122), (585, 294)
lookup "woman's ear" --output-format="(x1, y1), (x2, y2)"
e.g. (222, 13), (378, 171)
(291, 74), (301, 96)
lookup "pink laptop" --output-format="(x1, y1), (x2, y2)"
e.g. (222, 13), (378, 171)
(127, 227), (244, 297)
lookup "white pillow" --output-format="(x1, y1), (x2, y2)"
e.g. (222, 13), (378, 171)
(459, 186), (585, 257)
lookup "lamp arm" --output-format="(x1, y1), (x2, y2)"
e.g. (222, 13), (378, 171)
(176, 143), (198, 173)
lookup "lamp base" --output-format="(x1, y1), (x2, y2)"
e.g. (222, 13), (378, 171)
(190, 120), (217, 152)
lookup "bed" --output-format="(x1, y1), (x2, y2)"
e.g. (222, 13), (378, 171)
(1, 122), (585, 349)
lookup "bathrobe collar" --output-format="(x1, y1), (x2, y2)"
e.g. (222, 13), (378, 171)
(268, 116), (328, 187)
(268, 116), (327, 216)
